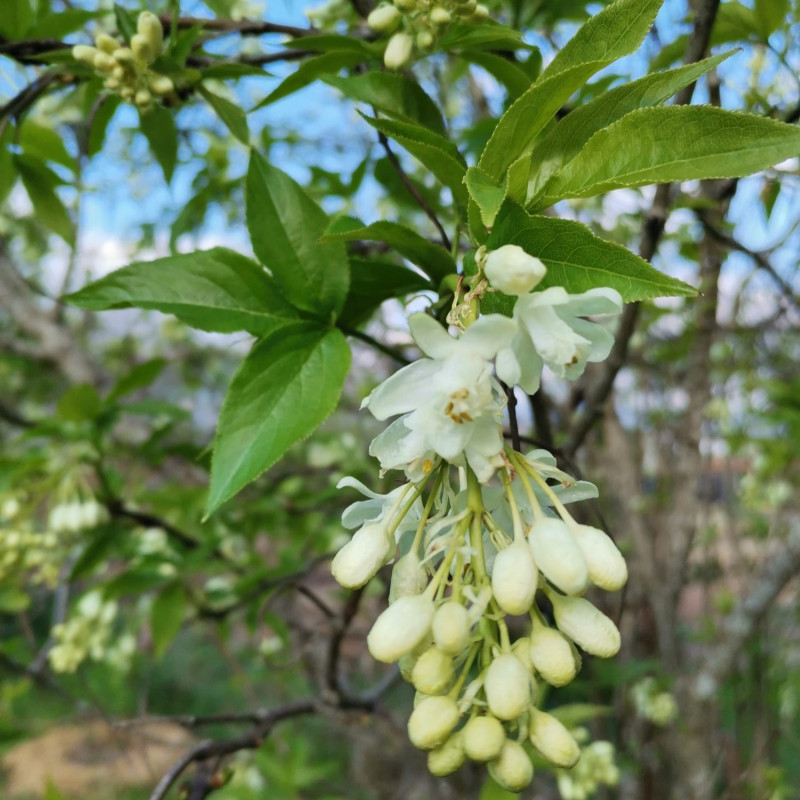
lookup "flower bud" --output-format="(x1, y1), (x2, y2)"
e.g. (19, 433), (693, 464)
(136, 90), (153, 109)
(471, 3), (490, 19)
(93, 52), (116, 72)
(394, 0), (417, 10)
(456, 0), (478, 16)
(488, 740), (533, 792)
(149, 74), (175, 96)
(367, 4), (401, 32)
(427, 730), (466, 776)
(491, 538), (538, 615)
(529, 624), (579, 686)
(412, 646), (454, 694)
(416, 30), (435, 49)
(485, 654), (531, 721)
(527, 517), (589, 596)
(384, 32), (413, 70)
(570, 523), (627, 592)
(432, 601), (471, 654)
(368, 593), (435, 663)
(484, 245), (546, 296)
(332, 522), (391, 589)
(389, 550), (428, 603)
(429, 6), (451, 24)
(529, 708), (580, 768)
(408, 695), (460, 749)
(463, 715), (505, 761)
(137, 11), (164, 56)
(95, 33), (119, 54)
(131, 33), (155, 64)
(72, 45), (99, 66)
(550, 594), (621, 658)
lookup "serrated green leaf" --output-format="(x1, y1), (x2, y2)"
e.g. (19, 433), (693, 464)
(255, 51), (364, 109)
(151, 582), (186, 659)
(339, 258), (431, 327)
(464, 167), (506, 229)
(538, 106), (800, 204)
(438, 20), (525, 52)
(358, 114), (467, 207)
(66, 248), (300, 336)
(88, 94), (121, 158)
(207, 325), (351, 515)
(109, 358), (168, 402)
(754, 0), (789, 38)
(0, 0), (33, 38)
(139, 106), (178, 183)
(324, 73), (446, 135)
(14, 154), (74, 245)
(524, 51), (735, 205)
(19, 119), (75, 171)
(323, 218), (455, 283)
(460, 51), (533, 99)
(488, 203), (697, 301)
(540, 0), (663, 81)
(198, 85), (249, 144)
(246, 152), (349, 318)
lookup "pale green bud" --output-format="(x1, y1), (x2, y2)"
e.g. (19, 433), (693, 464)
(104, 77), (120, 90)
(367, 4), (401, 32)
(113, 47), (135, 65)
(429, 6), (451, 24)
(463, 715), (505, 761)
(488, 740), (533, 792)
(384, 31), (413, 70)
(416, 30), (435, 49)
(550, 594), (621, 658)
(412, 646), (454, 694)
(72, 45), (99, 66)
(432, 600), (470, 654)
(149, 74), (175, 96)
(528, 517), (588, 596)
(93, 52), (116, 73)
(95, 33), (119, 54)
(456, 0), (478, 15)
(331, 521), (391, 589)
(394, 0), (417, 10)
(570, 523), (628, 592)
(111, 65), (126, 81)
(491, 538), (538, 615)
(529, 624), (579, 686)
(408, 695), (460, 749)
(135, 89), (152, 108)
(131, 33), (155, 64)
(471, 4), (490, 19)
(368, 593), (435, 663)
(529, 707), (580, 768)
(485, 654), (531, 721)
(137, 11), (164, 56)
(484, 244), (546, 295)
(427, 730), (466, 776)
(120, 86), (135, 100)
(389, 550), (428, 603)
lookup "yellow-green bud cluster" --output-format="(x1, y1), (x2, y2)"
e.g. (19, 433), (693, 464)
(556, 731), (620, 800)
(333, 448), (628, 790)
(368, 0), (491, 70)
(631, 677), (678, 726)
(72, 12), (173, 111)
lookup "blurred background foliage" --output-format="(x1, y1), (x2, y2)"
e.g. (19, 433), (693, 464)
(1, 0), (799, 798)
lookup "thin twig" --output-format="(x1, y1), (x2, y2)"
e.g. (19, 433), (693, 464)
(342, 326), (411, 365)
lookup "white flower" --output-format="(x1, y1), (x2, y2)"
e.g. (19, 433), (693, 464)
(484, 245), (546, 295)
(337, 476), (421, 537)
(495, 287), (622, 393)
(364, 314), (517, 482)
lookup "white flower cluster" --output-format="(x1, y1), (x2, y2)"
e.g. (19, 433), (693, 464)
(630, 677), (678, 726)
(368, 0), (490, 69)
(556, 731), (620, 800)
(333, 245), (626, 792)
(72, 12), (174, 111)
(49, 590), (134, 674)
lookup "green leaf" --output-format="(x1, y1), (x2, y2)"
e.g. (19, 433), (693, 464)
(478, 777), (517, 800)
(286, 34), (374, 54)
(44, 779), (68, 800)
(340, 258), (431, 327)
(58, 384), (102, 422)
(538, 106), (800, 204)
(460, 51), (533, 99)
(139, 106), (178, 183)
(322, 218), (455, 283)
(28, 9), (102, 38)
(88, 95), (122, 158)
(437, 20), (526, 52)
(66, 248), (300, 336)
(199, 62), (270, 79)
(19, 119), (75, 171)
(207, 325), (351, 515)
(114, 2), (137, 43)
(246, 152), (349, 318)
(14, 154), (74, 245)
(255, 51), (364, 109)
(524, 51), (736, 205)
(198, 86), (250, 144)
(358, 114), (468, 208)
(324, 73), (446, 135)
(753, 0), (789, 38)
(464, 167), (507, 229)
(0, 127), (15, 208)
(151, 582), (187, 659)
(0, 587), (31, 613)
(0, 0), (33, 38)
(488, 203), (697, 301)
(539, 0), (663, 82)
(108, 358), (168, 402)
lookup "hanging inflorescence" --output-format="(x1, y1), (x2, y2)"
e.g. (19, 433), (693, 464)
(332, 246), (627, 792)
